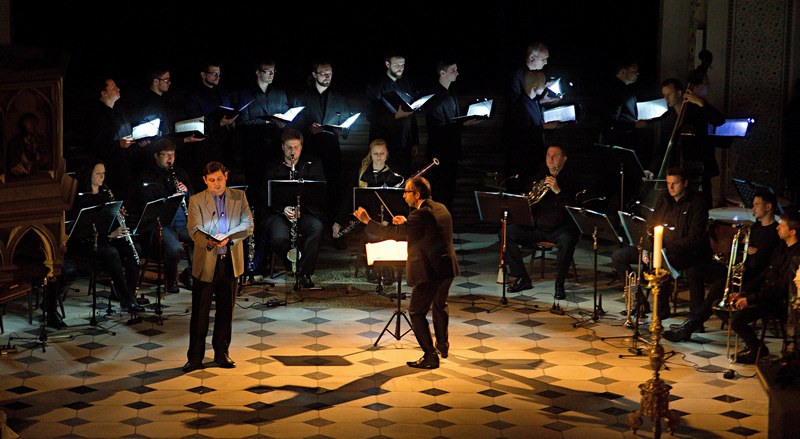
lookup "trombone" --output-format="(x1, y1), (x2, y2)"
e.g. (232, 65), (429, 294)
(712, 224), (750, 362)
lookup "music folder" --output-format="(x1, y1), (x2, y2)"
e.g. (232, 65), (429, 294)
(208, 98), (255, 120)
(131, 118), (161, 140)
(474, 191), (533, 227)
(174, 116), (205, 138)
(67, 201), (123, 242)
(382, 90), (434, 113)
(133, 193), (184, 235)
(452, 99), (493, 121)
(365, 239), (408, 265)
(565, 206), (623, 244)
(543, 104), (577, 123)
(636, 98), (668, 121)
(258, 106), (305, 123)
(323, 112), (361, 132)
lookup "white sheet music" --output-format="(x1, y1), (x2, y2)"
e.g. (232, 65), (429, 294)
(272, 106), (305, 122)
(543, 105), (576, 123)
(131, 118), (160, 140)
(175, 116), (204, 135)
(327, 112), (361, 130)
(636, 98), (668, 121)
(466, 100), (493, 117)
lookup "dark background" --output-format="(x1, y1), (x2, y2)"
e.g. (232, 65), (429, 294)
(10, 1), (660, 97)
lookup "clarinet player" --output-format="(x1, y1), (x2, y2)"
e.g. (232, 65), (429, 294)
(184, 161), (253, 373)
(259, 128), (326, 289)
(138, 139), (194, 295)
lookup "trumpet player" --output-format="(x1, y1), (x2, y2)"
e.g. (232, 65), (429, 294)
(138, 139), (194, 294)
(504, 145), (579, 300)
(728, 210), (800, 363)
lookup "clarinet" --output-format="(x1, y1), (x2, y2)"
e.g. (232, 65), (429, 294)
(286, 154), (301, 273)
(246, 206), (256, 280)
(101, 185), (141, 266)
(169, 165), (189, 219)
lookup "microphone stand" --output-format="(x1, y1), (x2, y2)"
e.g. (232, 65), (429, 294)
(573, 225), (606, 327)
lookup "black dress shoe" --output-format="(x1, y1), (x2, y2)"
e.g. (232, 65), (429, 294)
(407, 354), (439, 369)
(214, 354), (236, 368)
(436, 342), (449, 359)
(663, 320), (702, 342)
(179, 268), (193, 289)
(182, 362), (204, 373)
(46, 315), (67, 330)
(509, 277), (533, 293)
(299, 274), (315, 289)
(554, 282), (566, 300)
(735, 344), (768, 364)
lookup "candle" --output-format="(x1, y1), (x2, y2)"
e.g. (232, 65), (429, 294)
(653, 225), (664, 270)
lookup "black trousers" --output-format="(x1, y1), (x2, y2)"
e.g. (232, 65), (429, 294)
(187, 255), (236, 364)
(408, 277), (453, 356)
(504, 223), (579, 284)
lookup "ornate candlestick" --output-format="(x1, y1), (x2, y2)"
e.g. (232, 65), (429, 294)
(628, 267), (680, 437)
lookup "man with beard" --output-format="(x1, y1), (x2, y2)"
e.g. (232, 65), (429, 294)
(365, 53), (421, 176)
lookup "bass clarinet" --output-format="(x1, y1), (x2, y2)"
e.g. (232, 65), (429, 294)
(101, 185), (141, 266)
(335, 158), (441, 238)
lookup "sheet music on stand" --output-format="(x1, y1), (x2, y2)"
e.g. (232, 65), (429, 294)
(474, 191), (533, 226)
(732, 178), (783, 213)
(596, 143), (646, 181)
(67, 201), (123, 243)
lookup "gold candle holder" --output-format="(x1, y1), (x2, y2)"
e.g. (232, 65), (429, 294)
(627, 267), (680, 437)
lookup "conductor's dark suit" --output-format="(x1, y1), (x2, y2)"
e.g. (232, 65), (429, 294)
(366, 198), (459, 357)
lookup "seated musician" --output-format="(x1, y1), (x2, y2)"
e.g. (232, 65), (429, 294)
(260, 128), (326, 288)
(504, 145), (579, 300)
(656, 167), (725, 342)
(65, 160), (145, 315)
(137, 139), (194, 294)
(741, 190), (781, 290)
(729, 209), (800, 363)
(331, 139), (403, 239)
(332, 139), (404, 282)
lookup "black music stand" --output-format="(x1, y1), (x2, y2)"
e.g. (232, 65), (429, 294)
(134, 194), (183, 325)
(353, 187), (409, 293)
(566, 206), (623, 327)
(597, 144), (647, 212)
(474, 191), (535, 311)
(732, 178), (783, 214)
(68, 201), (123, 334)
(368, 241), (413, 346)
(267, 180), (326, 294)
(231, 185), (276, 296)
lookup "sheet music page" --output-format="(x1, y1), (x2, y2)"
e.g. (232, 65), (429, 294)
(543, 105), (576, 123)
(466, 100), (493, 117)
(636, 98), (668, 120)
(328, 112), (361, 129)
(273, 106), (305, 122)
(366, 239), (408, 265)
(131, 118), (161, 140)
(409, 94), (434, 110)
(175, 116), (205, 134)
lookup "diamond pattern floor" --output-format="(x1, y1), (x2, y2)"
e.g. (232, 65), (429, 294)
(0, 233), (769, 438)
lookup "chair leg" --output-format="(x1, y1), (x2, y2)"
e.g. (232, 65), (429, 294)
(571, 257), (578, 282)
(671, 278), (678, 315)
(540, 247), (546, 279)
(269, 250), (277, 279)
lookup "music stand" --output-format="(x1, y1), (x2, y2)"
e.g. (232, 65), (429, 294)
(352, 187), (409, 293)
(565, 206), (623, 327)
(597, 144), (647, 212)
(68, 201), (122, 335)
(367, 240), (413, 346)
(267, 180), (326, 293)
(732, 178), (783, 214)
(134, 194), (183, 325)
(474, 191), (535, 310)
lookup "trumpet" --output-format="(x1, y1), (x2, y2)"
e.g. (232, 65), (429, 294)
(527, 165), (557, 205)
(622, 271), (638, 328)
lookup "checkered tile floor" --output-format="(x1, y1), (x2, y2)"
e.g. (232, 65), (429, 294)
(0, 233), (769, 438)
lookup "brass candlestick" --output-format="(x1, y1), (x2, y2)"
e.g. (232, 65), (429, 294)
(628, 267), (680, 437)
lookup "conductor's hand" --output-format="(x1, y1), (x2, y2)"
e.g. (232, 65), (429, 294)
(392, 216), (407, 225)
(283, 206), (296, 220)
(354, 207), (371, 224)
(544, 175), (560, 194)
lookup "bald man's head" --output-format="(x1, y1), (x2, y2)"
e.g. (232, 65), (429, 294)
(524, 70), (547, 98)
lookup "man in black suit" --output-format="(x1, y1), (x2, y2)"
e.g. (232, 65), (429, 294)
(354, 176), (459, 369)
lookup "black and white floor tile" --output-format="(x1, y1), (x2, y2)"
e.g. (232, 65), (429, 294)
(0, 233), (769, 438)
